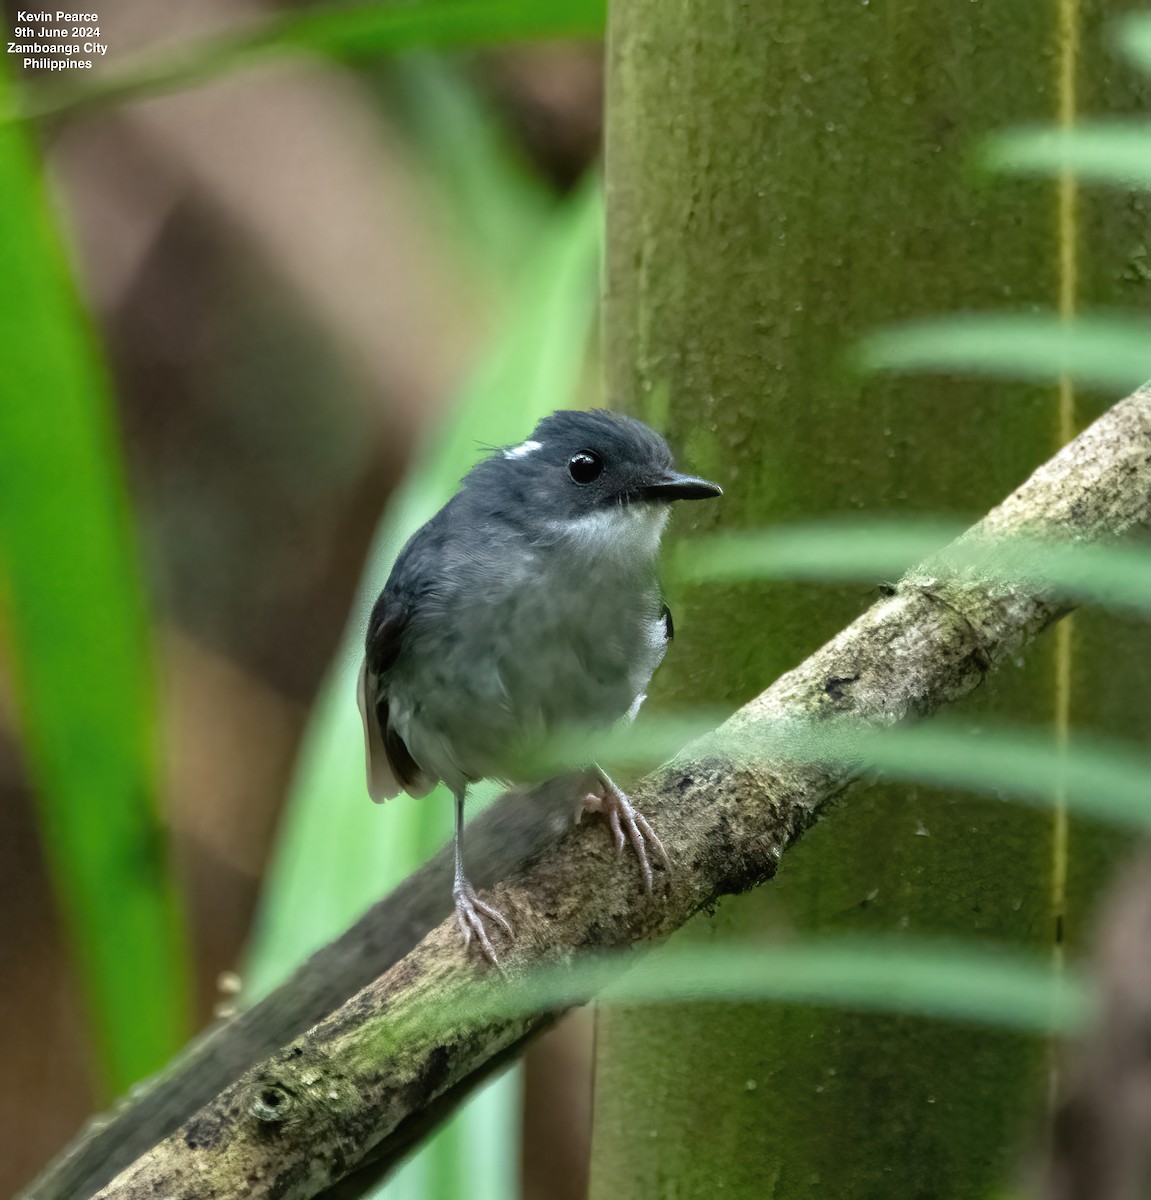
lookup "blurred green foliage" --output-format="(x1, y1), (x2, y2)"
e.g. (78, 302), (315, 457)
(0, 62), (189, 1094)
(457, 938), (1090, 1037)
(1120, 10), (1151, 68)
(674, 522), (1151, 617)
(860, 312), (1151, 389)
(986, 125), (1151, 187)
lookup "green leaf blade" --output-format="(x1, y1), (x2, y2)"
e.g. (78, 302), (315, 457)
(858, 313), (1151, 390)
(0, 65), (189, 1095)
(674, 521), (1151, 622)
(596, 941), (1089, 1035)
(1116, 13), (1151, 75)
(984, 124), (1151, 189)
(670, 520), (965, 586)
(438, 941), (1091, 1036)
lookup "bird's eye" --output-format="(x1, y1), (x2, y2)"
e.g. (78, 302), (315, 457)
(568, 450), (604, 484)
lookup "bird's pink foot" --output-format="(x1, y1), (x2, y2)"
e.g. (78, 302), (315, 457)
(583, 769), (670, 893)
(453, 878), (513, 965)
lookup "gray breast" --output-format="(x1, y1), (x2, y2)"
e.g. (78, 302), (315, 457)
(388, 504), (669, 788)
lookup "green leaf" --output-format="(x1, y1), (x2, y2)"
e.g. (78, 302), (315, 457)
(398, 940), (1087, 1039)
(858, 313), (1151, 389)
(673, 521), (1151, 620)
(523, 711), (1151, 839)
(1116, 13), (1151, 75)
(552, 940), (1088, 1034)
(16, 0), (608, 120)
(723, 720), (1151, 833)
(389, 56), (552, 272)
(0, 64), (188, 1094)
(670, 520), (966, 586)
(984, 124), (1151, 189)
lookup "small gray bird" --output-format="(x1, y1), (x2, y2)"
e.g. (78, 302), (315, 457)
(357, 409), (722, 961)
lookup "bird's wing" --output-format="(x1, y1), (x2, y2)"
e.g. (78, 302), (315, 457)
(358, 601), (435, 802)
(357, 659), (402, 802)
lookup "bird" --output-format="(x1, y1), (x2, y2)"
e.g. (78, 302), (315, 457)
(357, 408), (722, 962)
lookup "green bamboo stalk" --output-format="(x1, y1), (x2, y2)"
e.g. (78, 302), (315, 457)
(593, 2), (1150, 1196)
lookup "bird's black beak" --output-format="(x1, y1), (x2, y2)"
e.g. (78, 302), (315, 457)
(636, 469), (723, 502)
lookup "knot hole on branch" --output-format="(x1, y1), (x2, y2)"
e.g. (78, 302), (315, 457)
(249, 1081), (295, 1125)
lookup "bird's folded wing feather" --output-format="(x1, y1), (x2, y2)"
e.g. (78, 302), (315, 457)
(358, 599), (436, 802)
(357, 659), (403, 802)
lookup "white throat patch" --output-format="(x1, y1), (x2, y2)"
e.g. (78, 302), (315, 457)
(554, 503), (670, 561)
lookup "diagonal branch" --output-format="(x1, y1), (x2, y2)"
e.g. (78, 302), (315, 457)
(27, 384), (1151, 1200)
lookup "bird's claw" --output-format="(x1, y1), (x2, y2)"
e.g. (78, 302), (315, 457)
(584, 774), (670, 894)
(453, 878), (513, 966)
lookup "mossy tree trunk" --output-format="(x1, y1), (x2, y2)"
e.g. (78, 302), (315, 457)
(594, 2), (1151, 1196)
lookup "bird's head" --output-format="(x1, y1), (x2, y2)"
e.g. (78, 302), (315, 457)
(474, 407), (720, 519)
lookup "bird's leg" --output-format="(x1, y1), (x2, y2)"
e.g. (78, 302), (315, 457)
(452, 786), (513, 964)
(582, 766), (670, 894)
